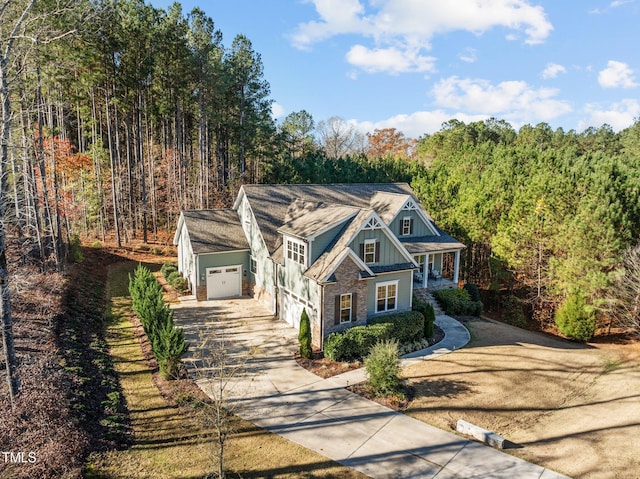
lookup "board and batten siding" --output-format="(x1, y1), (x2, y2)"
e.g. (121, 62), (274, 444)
(237, 195), (274, 294)
(279, 247), (319, 305)
(310, 222), (345, 263)
(388, 209), (434, 238)
(365, 270), (413, 319)
(197, 251), (250, 286)
(177, 226), (196, 290)
(349, 229), (407, 266)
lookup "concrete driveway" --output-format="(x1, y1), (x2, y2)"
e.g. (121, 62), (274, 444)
(172, 297), (570, 479)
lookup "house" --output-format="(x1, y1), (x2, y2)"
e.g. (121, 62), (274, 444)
(173, 183), (465, 349)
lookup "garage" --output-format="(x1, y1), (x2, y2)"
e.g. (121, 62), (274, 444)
(281, 289), (314, 330)
(206, 265), (241, 299)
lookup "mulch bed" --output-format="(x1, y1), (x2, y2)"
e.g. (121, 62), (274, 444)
(347, 382), (415, 411)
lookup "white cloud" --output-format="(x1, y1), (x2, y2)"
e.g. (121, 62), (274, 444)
(611, 0), (634, 7)
(459, 48), (477, 63)
(431, 76), (572, 123)
(346, 45), (436, 74)
(542, 63), (566, 79)
(271, 102), (286, 119)
(579, 99), (640, 131)
(292, 0), (553, 74)
(354, 110), (489, 138)
(598, 60), (639, 88)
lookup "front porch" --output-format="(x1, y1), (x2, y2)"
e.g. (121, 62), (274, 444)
(412, 250), (461, 291)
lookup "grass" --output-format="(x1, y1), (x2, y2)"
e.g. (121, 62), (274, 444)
(86, 261), (365, 479)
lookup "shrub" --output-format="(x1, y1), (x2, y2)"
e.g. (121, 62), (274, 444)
(369, 310), (425, 343)
(298, 308), (312, 358)
(69, 234), (84, 263)
(324, 323), (393, 361)
(463, 283), (481, 302)
(156, 320), (189, 379)
(434, 288), (483, 316)
(424, 303), (436, 338)
(555, 293), (596, 341)
(365, 340), (401, 396)
(161, 262), (178, 278)
(501, 295), (528, 328)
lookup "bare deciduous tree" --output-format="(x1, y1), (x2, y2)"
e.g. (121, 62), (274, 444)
(317, 116), (365, 159)
(609, 242), (640, 335)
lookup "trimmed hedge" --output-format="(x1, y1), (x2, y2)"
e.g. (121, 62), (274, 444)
(412, 296), (435, 339)
(369, 310), (425, 344)
(324, 323), (393, 362)
(434, 288), (483, 316)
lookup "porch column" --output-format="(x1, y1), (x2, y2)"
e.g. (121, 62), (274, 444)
(424, 253), (429, 288)
(453, 250), (460, 284)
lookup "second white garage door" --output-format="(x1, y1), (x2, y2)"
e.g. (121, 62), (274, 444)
(281, 290), (314, 330)
(206, 266), (241, 299)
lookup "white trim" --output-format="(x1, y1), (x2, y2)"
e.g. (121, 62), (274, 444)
(401, 216), (412, 236)
(388, 197), (439, 236)
(339, 293), (352, 323)
(198, 249), (250, 256)
(375, 280), (399, 313)
(285, 236), (307, 266)
(364, 238), (376, 264)
(250, 255), (257, 274)
(321, 249), (374, 283)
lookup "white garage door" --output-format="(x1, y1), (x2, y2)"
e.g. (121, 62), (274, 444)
(206, 266), (241, 299)
(281, 290), (313, 330)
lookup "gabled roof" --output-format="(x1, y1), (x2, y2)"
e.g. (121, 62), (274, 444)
(176, 210), (249, 254)
(236, 183), (416, 255)
(278, 201), (359, 240)
(370, 192), (411, 224)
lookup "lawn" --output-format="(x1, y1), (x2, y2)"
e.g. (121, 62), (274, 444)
(403, 317), (640, 479)
(86, 260), (365, 479)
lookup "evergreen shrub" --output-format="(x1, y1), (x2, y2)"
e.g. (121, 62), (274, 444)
(298, 308), (312, 358)
(434, 288), (483, 316)
(369, 310), (425, 343)
(555, 293), (596, 341)
(324, 323), (393, 361)
(364, 340), (401, 396)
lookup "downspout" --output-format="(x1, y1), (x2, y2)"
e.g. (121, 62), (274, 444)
(319, 283), (325, 351)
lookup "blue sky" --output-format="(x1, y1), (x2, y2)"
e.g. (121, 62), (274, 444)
(151, 0), (640, 138)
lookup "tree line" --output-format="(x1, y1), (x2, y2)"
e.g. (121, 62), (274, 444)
(411, 119), (640, 333)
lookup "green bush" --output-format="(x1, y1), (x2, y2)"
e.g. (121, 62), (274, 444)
(555, 293), (596, 341)
(161, 262), (178, 278)
(463, 283), (481, 302)
(434, 288), (483, 316)
(365, 340), (401, 396)
(324, 323), (393, 361)
(424, 303), (436, 338)
(501, 295), (528, 328)
(298, 308), (312, 359)
(128, 264), (189, 378)
(70, 234), (84, 263)
(369, 310), (425, 344)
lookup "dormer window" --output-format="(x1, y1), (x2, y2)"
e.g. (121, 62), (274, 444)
(286, 237), (306, 266)
(401, 216), (413, 236)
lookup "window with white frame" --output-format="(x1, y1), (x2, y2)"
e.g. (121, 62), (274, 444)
(364, 239), (376, 264)
(402, 216), (412, 235)
(376, 281), (398, 313)
(286, 238), (306, 266)
(250, 256), (257, 274)
(340, 294), (352, 323)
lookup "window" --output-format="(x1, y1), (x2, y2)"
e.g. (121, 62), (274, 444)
(286, 238), (306, 266)
(364, 239), (376, 264)
(376, 281), (398, 313)
(250, 256), (257, 274)
(402, 217), (412, 236)
(340, 294), (352, 323)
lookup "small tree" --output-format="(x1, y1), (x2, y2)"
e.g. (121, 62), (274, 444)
(364, 339), (401, 396)
(424, 303), (436, 338)
(555, 293), (596, 341)
(298, 308), (312, 359)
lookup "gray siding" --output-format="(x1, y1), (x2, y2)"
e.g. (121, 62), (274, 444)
(311, 222), (344, 263)
(365, 270), (413, 319)
(197, 251), (249, 286)
(279, 259), (319, 305)
(389, 210), (434, 238)
(238, 195), (274, 293)
(349, 229), (406, 266)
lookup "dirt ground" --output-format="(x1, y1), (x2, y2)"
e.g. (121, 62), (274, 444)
(404, 318), (640, 479)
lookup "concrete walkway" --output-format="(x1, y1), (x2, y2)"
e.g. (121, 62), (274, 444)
(172, 297), (570, 479)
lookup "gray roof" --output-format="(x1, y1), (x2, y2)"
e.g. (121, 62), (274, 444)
(370, 191), (411, 224)
(399, 231), (465, 254)
(241, 183), (415, 255)
(278, 201), (359, 240)
(181, 210), (249, 254)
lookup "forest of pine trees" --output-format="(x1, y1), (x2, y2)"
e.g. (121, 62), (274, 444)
(1, 0), (639, 332)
